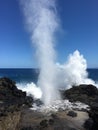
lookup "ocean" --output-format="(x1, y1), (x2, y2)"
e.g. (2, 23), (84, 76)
(0, 68), (39, 84)
(0, 68), (98, 84)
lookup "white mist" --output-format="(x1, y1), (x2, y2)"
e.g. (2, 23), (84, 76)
(21, 0), (60, 105)
(20, 0), (98, 106)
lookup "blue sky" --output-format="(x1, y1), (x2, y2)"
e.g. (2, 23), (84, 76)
(0, 0), (98, 68)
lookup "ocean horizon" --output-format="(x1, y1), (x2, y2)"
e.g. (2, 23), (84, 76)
(0, 68), (98, 84)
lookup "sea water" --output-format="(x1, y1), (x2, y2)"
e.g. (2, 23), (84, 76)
(0, 68), (98, 84)
(0, 68), (39, 84)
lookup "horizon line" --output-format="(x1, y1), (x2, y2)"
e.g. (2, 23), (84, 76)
(0, 68), (98, 69)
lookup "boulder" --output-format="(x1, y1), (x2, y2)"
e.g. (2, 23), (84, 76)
(48, 118), (54, 125)
(67, 111), (77, 117)
(40, 119), (48, 128)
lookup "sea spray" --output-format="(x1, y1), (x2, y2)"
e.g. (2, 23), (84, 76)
(20, 0), (98, 106)
(21, 0), (60, 105)
(17, 82), (42, 99)
(17, 50), (98, 104)
(56, 50), (97, 89)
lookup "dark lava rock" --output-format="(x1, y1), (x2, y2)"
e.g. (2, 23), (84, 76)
(49, 118), (54, 125)
(34, 99), (43, 106)
(51, 113), (59, 119)
(0, 77), (33, 113)
(40, 119), (48, 128)
(67, 111), (77, 117)
(0, 77), (34, 130)
(84, 118), (93, 130)
(88, 103), (98, 130)
(25, 96), (34, 107)
(21, 127), (34, 130)
(69, 128), (77, 130)
(62, 84), (98, 130)
(62, 84), (98, 105)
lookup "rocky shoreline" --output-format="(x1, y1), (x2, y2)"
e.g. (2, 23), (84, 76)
(62, 84), (98, 130)
(0, 77), (98, 130)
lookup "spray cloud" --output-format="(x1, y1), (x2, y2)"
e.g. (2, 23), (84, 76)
(21, 0), (60, 105)
(20, 0), (98, 106)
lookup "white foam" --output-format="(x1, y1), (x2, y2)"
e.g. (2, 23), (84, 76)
(31, 99), (89, 113)
(55, 50), (98, 89)
(17, 82), (42, 99)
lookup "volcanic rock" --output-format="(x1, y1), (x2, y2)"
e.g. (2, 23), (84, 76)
(40, 119), (48, 128)
(69, 128), (77, 130)
(48, 118), (54, 125)
(62, 84), (98, 130)
(88, 102), (98, 129)
(67, 111), (77, 117)
(84, 118), (93, 130)
(0, 77), (33, 111)
(0, 77), (33, 130)
(62, 84), (98, 105)
(20, 127), (34, 130)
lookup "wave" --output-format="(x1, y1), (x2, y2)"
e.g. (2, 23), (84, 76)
(17, 82), (42, 99)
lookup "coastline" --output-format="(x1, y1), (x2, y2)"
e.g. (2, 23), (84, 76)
(0, 77), (98, 130)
